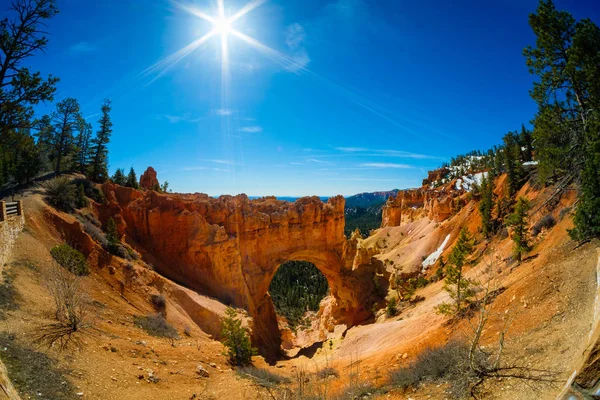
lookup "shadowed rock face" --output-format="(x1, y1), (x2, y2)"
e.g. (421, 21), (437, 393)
(98, 184), (387, 361)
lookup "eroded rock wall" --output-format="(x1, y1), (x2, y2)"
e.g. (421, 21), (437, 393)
(381, 187), (463, 227)
(98, 184), (387, 360)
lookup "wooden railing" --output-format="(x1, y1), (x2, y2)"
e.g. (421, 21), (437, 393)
(0, 200), (23, 222)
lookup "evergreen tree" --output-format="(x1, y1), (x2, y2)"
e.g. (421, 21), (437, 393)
(90, 99), (112, 182)
(126, 167), (138, 189)
(111, 168), (126, 186)
(51, 98), (82, 175)
(502, 131), (524, 198)
(506, 197), (531, 262)
(570, 120), (600, 240)
(14, 133), (41, 184)
(73, 118), (92, 174)
(105, 217), (120, 253)
(75, 184), (87, 209)
(161, 181), (169, 193)
(0, 0), (59, 138)
(525, 0), (600, 237)
(221, 307), (257, 366)
(478, 173), (495, 238)
(436, 228), (475, 316)
(519, 125), (534, 162)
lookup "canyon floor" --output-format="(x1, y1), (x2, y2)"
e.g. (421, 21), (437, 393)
(0, 177), (598, 400)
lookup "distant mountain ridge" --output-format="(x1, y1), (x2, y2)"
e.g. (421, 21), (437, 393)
(344, 189), (399, 209)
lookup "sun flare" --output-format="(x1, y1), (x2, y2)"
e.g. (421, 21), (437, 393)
(214, 17), (232, 36)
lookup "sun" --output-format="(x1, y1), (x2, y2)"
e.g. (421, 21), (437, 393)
(214, 17), (232, 36)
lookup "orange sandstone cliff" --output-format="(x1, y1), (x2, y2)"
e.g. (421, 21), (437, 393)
(96, 182), (389, 360)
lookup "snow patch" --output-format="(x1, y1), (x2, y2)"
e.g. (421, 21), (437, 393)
(523, 161), (538, 166)
(421, 234), (451, 272)
(455, 172), (487, 191)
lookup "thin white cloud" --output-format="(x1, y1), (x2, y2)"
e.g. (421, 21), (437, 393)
(360, 163), (414, 169)
(334, 147), (443, 160)
(69, 42), (98, 53)
(285, 23), (310, 72)
(332, 178), (399, 182)
(306, 158), (334, 165)
(239, 126), (263, 133)
(213, 109), (233, 116)
(164, 114), (203, 124)
(286, 23), (306, 49)
(289, 162), (304, 165)
(334, 147), (370, 152)
(181, 166), (208, 171)
(205, 159), (241, 166)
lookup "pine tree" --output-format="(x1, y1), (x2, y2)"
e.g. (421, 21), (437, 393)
(570, 120), (600, 240)
(105, 217), (120, 253)
(161, 181), (169, 193)
(73, 118), (92, 174)
(111, 168), (126, 186)
(502, 131), (524, 198)
(51, 98), (82, 175)
(478, 173), (495, 238)
(221, 307), (257, 366)
(14, 133), (41, 184)
(519, 125), (534, 162)
(75, 184), (87, 209)
(436, 228), (475, 316)
(126, 167), (139, 189)
(506, 197), (531, 262)
(0, 0), (59, 138)
(90, 99), (112, 182)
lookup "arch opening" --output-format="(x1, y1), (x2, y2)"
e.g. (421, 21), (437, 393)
(268, 260), (330, 355)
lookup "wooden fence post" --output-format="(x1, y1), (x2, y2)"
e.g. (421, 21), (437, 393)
(0, 201), (5, 222)
(16, 200), (23, 217)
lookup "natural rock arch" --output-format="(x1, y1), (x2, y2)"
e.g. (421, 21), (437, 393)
(98, 183), (388, 360)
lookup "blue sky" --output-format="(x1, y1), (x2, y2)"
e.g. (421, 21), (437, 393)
(11, 0), (600, 196)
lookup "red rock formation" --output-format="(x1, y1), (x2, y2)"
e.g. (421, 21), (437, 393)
(139, 167), (159, 190)
(381, 186), (464, 227)
(422, 167), (449, 187)
(97, 184), (388, 361)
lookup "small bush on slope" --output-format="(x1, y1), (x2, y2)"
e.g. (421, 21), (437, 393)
(532, 214), (556, 236)
(50, 244), (88, 276)
(221, 307), (257, 366)
(43, 177), (78, 212)
(134, 314), (179, 339)
(237, 366), (291, 388)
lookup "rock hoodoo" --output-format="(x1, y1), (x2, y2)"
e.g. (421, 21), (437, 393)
(139, 166), (159, 190)
(97, 184), (388, 360)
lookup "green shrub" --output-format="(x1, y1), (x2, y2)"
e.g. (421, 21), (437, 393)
(75, 184), (87, 209)
(72, 178), (106, 204)
(104, 217), (120, 254)
(43, 177), (77, 212)
(386, 298), (398, 317)
(221, 307), (257, 366)
(50, 244), (88, 276)
(134, 314), (179, 339)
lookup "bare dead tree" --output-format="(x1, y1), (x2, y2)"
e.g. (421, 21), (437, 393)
(35, 261), (92, 350)
(462, 255), (558, 399)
